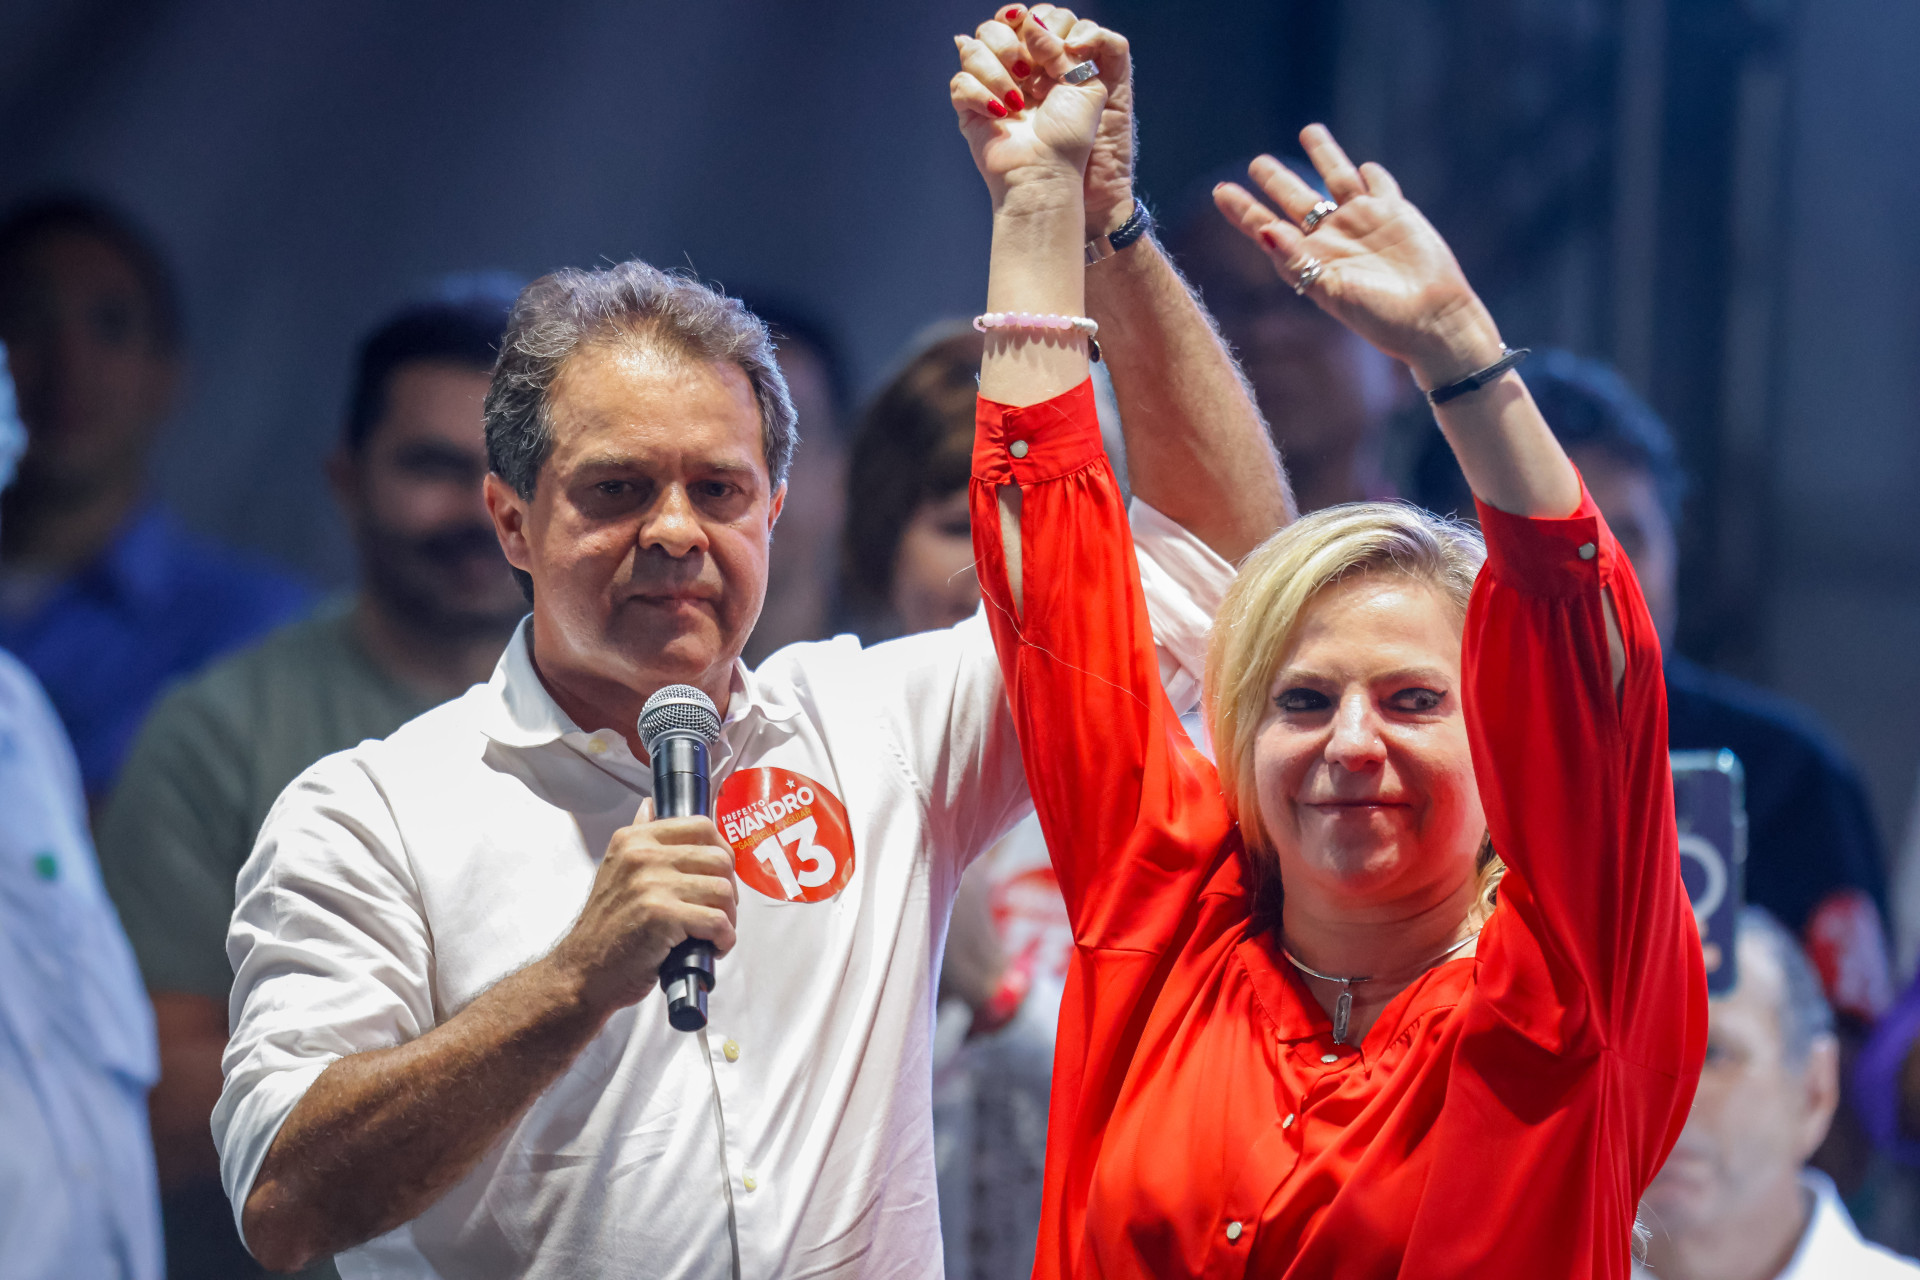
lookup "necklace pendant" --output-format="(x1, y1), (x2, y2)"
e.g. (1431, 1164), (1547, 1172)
(1333, 986), (1353, 1045)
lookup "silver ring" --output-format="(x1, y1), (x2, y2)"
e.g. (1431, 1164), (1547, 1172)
(1302, 199), (1338, 233)
(1292, 257), (1324, 297)
(1061, 60), (1099, 85)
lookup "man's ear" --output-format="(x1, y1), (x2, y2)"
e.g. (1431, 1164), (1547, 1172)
(483, 471), (535, 575)
(767, 482), (787, 532)
(1796, 1035), (1842, 1163)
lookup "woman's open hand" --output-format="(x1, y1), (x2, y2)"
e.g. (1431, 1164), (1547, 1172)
(951, 6), (1113, 207)
(1213, 125), (1506, 389)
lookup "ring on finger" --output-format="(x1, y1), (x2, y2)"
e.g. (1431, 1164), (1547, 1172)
(1302, 199), (1338, 233)
(1292, 256), (1325, 297)
(1061, 60), (1099, 84)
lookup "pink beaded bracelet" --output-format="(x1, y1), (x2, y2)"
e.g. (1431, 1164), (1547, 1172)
(972, 311), (1100, 339)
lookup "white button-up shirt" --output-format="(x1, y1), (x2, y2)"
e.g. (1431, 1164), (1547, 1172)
(215, 501), (1229, 1280)
(0, 649), (162, 1280)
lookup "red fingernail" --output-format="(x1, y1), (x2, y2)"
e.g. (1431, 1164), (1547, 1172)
(1005, 88), (1024, 111)
(1033, 14), (1049, 29)
(988, 99), (1009, 118)
(1259, 228), (1282, 250)
(1003, 6), (1022, 22)
(1012, 60), (1031, 78)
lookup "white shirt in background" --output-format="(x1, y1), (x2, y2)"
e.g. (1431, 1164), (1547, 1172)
(1636, 1171), (1920, 1280)
(214, 501), (1229, 1280)
(0, 650), (162, 1280)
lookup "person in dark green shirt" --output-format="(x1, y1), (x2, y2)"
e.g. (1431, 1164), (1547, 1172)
(97, 290), (529, 1278)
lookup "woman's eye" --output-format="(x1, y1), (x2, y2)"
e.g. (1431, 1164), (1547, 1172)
(1390, 688), (1446, 713)
(1274, 688), (1331, 713)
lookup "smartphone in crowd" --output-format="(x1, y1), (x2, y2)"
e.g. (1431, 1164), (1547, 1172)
(1672, 749), (1748, 995)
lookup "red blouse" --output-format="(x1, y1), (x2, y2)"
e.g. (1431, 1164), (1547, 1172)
(969, 380), (1706, 1279)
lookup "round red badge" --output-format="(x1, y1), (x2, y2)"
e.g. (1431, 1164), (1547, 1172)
(717, 767), (857, 903)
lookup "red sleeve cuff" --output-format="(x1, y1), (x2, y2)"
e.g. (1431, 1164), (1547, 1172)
(1473, 476), (1618, 599)
(973, 378), (1104, 487)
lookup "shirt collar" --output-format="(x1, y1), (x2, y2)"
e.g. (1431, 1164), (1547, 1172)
(1780, 1169), (1873, 1278)
(477, 615), (804, 753)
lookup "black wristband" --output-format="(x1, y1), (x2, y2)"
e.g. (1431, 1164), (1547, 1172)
(1426, 346), (1529, 406)
(1086, 201), (1152, 265)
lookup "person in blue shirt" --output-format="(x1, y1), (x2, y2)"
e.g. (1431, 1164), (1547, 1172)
(0, 339), (165, 1278)
(0, 197), (312, 798)
(1412, 349), (1893, 1028)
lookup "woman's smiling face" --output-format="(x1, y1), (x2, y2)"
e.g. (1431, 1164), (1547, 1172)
(1252, 571), (1486, 914)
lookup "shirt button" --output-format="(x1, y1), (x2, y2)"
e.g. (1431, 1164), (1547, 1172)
(1321, 1052), (1339, 1064)
(1010, 439), (1030, 459)
(1225, 1221), (1243, 1242)
(1282, 1113), (1296, 1129)
(723, 1039), (741, 1062)
(587, 738), (608, 755)
(743, 1172), (758, 1192)
(1578, 542), (1597, 561)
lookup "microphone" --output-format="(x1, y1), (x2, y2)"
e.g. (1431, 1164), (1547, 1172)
(638, 683), (724, 1032)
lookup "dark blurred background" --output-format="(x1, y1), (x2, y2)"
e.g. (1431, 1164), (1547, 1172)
(2, 0), (1916, 838)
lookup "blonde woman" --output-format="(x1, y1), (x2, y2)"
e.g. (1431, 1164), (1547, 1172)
(950, 7), (1706, 1276)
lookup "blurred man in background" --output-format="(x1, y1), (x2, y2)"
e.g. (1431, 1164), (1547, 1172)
(1640, 908), (1918, 1278)
(1168, 165), (1404, 512)
(0, 197), (312, 799)
(1413, 351), (1893, 1028)
(0, 340), (164, 1279)
(95, 291), (522, 1279)
(740, 302), (851, 665)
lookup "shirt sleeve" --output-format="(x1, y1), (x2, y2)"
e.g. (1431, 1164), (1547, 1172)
(212, 748), (435, 1237)
(1465, 488), (1707, 1075)
(96, 679), (259, 1001)
(865, 431), (1235, 897)
(968, 380), (1236, 949)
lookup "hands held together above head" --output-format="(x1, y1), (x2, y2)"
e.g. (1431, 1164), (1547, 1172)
(951, 5), (1133, 236)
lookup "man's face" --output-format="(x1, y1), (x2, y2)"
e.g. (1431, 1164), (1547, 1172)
(1179, 216), (1398, 479)
(1567, 446), (1679, 645)
(1642, 936), (1838, 1235)
(0, 230), (178, 501)
(335, 360), (524, 637)
(485, 340), (780, 711)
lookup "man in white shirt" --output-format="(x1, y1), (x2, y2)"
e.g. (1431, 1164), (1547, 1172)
(0, 345), (163, 1279)
(213, 30), (1291, 1279)
(1640, 907), (1920, 1279)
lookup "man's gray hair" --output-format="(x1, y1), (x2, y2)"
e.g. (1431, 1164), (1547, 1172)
(1737, 905), (1837, 1067)
(484, 260), (798, 500)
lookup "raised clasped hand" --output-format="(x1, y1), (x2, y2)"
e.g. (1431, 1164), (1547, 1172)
(951, 5), (1121, 212)
(1213, 124), (1508, 389)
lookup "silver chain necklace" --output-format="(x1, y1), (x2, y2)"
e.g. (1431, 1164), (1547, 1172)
(1281, 931), (1481, 1045)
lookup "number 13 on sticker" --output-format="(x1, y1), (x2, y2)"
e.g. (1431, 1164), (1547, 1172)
(717, 768), (857, 904)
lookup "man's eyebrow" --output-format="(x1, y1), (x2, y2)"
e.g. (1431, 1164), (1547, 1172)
(568, 453), (763, 478)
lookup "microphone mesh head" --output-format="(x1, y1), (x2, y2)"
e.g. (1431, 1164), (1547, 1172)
(638, 684), (721, 754)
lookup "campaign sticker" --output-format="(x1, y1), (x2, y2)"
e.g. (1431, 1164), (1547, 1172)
(717, 767), (856, 904)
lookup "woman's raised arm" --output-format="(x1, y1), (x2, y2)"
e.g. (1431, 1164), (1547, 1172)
(1213, 126), (1624, 685)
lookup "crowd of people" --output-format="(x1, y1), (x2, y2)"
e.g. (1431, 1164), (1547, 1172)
(3, 5), (1920, 1278)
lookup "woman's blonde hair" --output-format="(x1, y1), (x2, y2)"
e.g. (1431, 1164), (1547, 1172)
(1204, 502), (1503, 926)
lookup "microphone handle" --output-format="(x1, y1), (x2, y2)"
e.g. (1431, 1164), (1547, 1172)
(652, 734), (716, 1032)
